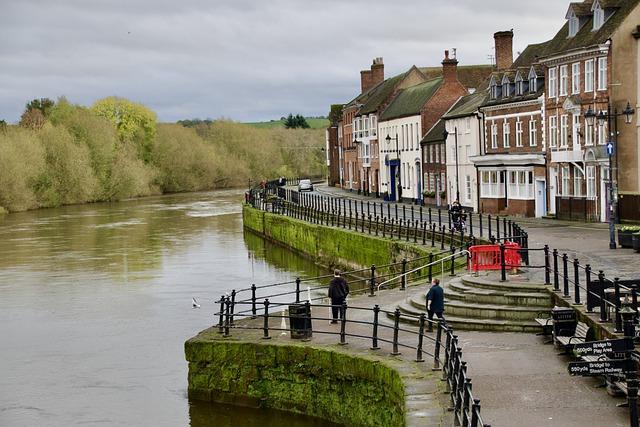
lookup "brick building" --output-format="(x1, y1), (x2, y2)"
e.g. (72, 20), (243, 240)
(472, 31), (548, 217)
(421, 119), (447, 206)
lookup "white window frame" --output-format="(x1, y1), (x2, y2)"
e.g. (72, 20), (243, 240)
(529, 119), (537, 147)
(480, 170), (504, 198)
(586, 165), (596, 198)
(585, 60), (594, 92)
(491, 123), (498, 149)
(528, 67), (537, 93)
(585, 119), (594, 146)
(560, 115), (569, 148)
(507, 169), (534, 199)
(572, 114), (581, 148)
(465, 175), (472, 202)
(597, 121), (607, 145)
(503, 121), (510, 148)
(515, 74), (524, 96)
(574, 167), (583, 197)
(515, 120), (523, 147)
(548, 67), (558, 98)
(502, 76), (510, 98)
(597, 57), (607, 91)
(593, 1), (604, 31)
(549, 116), (558, 148)
(559, 65), (568, 96)
(562, 166), (570, 196)
(569, 13), (579, 37)
(572, 63), (580, 94)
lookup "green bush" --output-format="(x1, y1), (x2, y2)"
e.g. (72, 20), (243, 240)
(619, 225), (640, 232)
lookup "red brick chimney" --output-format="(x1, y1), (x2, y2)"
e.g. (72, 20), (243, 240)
(371, 57), (384, 86)
(441, 50), (459, 84)
(494, 30), (514, 71)
(361, 58), (384, 93)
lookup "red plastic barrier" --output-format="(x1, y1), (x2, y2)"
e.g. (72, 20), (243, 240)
(469, 242), (522, 272)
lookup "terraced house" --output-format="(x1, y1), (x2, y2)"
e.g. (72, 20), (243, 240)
(473, 31), (548, 217)
(538, 0), (640, 222)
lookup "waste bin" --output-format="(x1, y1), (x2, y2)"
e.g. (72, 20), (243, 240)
(551, 306), (576, 339)
(289, 303), (312, 339)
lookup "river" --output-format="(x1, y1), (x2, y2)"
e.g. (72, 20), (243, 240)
(0, 189), (334, 427)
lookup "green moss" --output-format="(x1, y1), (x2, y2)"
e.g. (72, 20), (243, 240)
(186, 338), (406, 427)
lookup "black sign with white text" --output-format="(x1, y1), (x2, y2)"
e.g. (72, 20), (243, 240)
(568, 360), (629, 376)
(573, 339), (632, 356)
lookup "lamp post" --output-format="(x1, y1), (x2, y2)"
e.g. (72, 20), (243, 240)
(385, 134), (401, 201)
(443, 127), (460, 203)
(584, 102), (635, 250)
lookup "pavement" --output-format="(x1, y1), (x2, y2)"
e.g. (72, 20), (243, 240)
(281, 183), (639, 426)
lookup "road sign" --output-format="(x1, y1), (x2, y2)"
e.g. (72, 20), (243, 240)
(573, 338), (633, 356)
(568, 359), (629, 376)
(607, 142), (614, 156)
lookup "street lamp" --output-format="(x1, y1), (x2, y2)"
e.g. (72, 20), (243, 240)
(443, 127), (460, 203)
(583, 102), (635, 250)
(385, 133), (401, 201)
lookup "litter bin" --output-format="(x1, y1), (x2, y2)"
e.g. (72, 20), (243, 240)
(551, 306), (576, 339)
(289, 303), (312, 339)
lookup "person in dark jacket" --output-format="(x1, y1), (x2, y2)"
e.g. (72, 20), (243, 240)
(328, 270), (349, 323)
(426, 278), (445, 331)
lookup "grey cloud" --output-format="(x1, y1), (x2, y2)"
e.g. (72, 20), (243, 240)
(1, 0), (567, 123)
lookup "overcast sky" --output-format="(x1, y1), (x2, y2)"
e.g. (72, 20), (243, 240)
(1, 0), (569, 123)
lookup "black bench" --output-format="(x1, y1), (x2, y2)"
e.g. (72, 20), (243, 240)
(535, 313), (553, 342)
(556, 321), (589, 353)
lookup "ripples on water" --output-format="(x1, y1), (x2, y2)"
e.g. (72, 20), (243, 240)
(0, 190), (332, 426)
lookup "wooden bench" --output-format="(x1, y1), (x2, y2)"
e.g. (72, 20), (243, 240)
(556, 321), (589, 353)
(535, 314), (554, 343)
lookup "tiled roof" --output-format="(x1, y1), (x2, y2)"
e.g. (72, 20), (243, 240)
(421, 118), (446, 144)
(379, 77), (443, 121)
(358, 72), (409, 115)
(568, 1), (594, 17)
(511, 40), (552, 68)
(541, 0), (640, 58)
(419, 64), (493, 90)
(443, 91), (489, 119)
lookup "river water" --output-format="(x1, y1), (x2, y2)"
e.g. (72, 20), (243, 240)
(0, 189), (334, 427)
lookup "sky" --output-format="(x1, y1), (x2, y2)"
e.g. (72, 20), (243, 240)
(1, 0), (569, 123)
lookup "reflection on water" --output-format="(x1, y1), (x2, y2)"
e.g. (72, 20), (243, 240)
(0, 190), (332, 426)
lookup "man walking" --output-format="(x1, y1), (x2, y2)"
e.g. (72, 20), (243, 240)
(426, 278), (445, 332)
(328, 270), (349, 324)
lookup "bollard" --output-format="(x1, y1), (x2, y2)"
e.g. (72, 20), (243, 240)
(391, 308), (401, 355)
(585, 264), (593, 312)
(562, 254), (569, 298)
(295, 277), (301, 303)
(544, 245), (551, 286)
(262, 299), (271, 339)
(339, 302), (348, 345)
(251, 284), (257, 318)
(371, 305), (380, 350)
(369, 264), (376, 297)
(401, 258), (407, 290)
(614, 278), (622, 333)
(230, 289), (236, 325)
(428, 253), (434, 282)
(416, 313), (426, 362)
(573, 258), (581, 305)
(223, 297), (231, 337)
(450, 247), (456, 276)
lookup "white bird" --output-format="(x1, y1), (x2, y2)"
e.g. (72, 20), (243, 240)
(192, 298), (201, 309)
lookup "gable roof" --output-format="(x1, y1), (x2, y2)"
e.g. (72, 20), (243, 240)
(540, 0), (639, 58)
(421, 118), (446, 144)
(356, 72), (409, 115)
(378, 77), (443, 121)
(443, 91), (489, 119)
(419, 64), (493, 90)
(511, 40), (552, 68)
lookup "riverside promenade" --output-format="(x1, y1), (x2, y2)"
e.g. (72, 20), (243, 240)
(266, 183), (633, 425)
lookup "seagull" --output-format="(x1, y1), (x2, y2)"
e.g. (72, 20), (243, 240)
(192, 298), (201, 309)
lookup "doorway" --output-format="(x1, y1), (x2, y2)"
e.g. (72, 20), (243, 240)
(535, 180), (546, 218)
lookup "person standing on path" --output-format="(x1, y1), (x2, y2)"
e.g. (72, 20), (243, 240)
(328, 270), (349, 324)
(426, 278), (445, 331)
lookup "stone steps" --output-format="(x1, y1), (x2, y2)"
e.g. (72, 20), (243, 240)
(459, 274), (548, 293)
(446, 278), (552, 307)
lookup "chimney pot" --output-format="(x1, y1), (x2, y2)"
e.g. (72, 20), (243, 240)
(494, 30), (514, 71)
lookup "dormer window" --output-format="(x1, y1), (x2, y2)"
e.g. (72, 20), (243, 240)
(515, 73), (524, 96)
(528, 67), (537, 93)
(501, 75), (510, 98)
(592, 1), (604, 31)
(568, 11), (579, 37)
(489, 76), (498, 99)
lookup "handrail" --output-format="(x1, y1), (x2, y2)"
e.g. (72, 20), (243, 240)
(377, 250), (470, 291)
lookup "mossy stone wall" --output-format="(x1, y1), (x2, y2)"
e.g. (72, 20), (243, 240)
(242, 204), (437, 272)
(186, 336), (405, 427)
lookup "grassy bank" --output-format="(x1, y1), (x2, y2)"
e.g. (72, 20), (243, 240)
(0, 98), (326, 213)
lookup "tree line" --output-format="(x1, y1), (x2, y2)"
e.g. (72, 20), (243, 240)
(0, 97), (326, 213)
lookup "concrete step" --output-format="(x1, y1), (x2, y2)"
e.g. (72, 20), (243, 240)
(407, 295), (546, 321)
(445, 279), (553, 307)
(460, 274), (548, 293)
(392, 301), (542, 333)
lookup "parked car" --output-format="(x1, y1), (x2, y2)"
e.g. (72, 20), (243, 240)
(298, 179), (313, 192)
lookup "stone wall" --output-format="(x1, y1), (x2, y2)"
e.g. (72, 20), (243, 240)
(186, 333), (406, 427)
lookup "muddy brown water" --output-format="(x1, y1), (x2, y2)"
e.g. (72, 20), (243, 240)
(0, 189), (337, 426)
